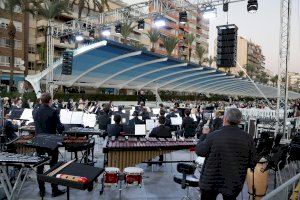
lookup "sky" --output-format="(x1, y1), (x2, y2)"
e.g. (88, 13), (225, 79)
(125, 0), (300, 74)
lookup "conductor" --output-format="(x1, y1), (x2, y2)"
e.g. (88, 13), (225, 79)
(33, 93), (66, 197)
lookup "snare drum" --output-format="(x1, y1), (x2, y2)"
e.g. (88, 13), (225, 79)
(104, 167), (120, 186)
(123, 167), (144, 186)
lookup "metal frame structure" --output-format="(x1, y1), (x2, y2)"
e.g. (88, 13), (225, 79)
(276, 0), (292, 136)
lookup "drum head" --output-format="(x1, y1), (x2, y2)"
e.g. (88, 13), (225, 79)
(124, 167), (144, 174)
(105, 167), (120, 173)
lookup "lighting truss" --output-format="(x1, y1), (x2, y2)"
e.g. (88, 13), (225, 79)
(51, 0), (246, 38)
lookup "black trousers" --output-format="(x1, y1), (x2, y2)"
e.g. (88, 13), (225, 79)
(36, 148), (59, 192)
(201, 190), (240, 200)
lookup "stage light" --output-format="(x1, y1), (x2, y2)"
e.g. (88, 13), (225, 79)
(223, 2), (229, 12)
(89, 30), (95, 38)
(102, 28), (111, 37)
(115, 24), (121, 34)
(138, 19), (145, 30)
(203, 7), (217, 19)
(179, 11), (187, 24)
(154, 17), (165, 27)
(247, 0), (258, 13)
(75, 33), (84, 41)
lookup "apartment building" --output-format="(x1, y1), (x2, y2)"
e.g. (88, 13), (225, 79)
(288, 72), (300, 89)
(0, 1), (26, 89)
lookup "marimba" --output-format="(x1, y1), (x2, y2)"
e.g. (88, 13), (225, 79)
(103, 137), (197, 169)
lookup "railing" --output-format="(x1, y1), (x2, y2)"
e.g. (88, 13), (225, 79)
(262, 172), (300, 200)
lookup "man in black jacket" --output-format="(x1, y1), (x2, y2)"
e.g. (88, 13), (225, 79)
(107, 114), (123, 137)
(196, 108), (255, 200)
(3, 114), (18, 141)
(128, 111), (144, 126)
(149, 116), (171, 138)
(149, 116), (171, 165)
(33, 93), (65, 198)
(97, 105), (111, 134)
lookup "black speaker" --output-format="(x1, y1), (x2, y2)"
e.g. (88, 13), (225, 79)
(61, 51), (73, 75)
(216, 24), (238, 68)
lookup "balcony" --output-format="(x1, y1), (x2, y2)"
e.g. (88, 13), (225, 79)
(36, 36), (75, 49)
(159, 29), (176, 37)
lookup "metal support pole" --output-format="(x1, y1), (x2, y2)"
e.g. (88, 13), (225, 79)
(46, 20), (54, 98)
(276, 0), (291, 138)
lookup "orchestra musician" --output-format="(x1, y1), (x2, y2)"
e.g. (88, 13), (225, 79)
(128, 111), (144, 126)
(196, 108), (255, 200)
(3, 114), (18, 141)
(149, 116), (172, 165)
(33, 93), (66, 198)
(107, 114), (123, 137)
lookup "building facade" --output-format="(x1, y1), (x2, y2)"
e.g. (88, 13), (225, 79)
(0, 1), (26, 91)
(0, 0), (209, 92)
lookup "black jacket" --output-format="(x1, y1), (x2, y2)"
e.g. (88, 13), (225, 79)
(97, 110), (111, 131)
(33, 104), (64, 135)
(107, 124), (123, 137)
(128, 117), (144, 126)
(137, 94), (146, 105)
(166, 112), (177, 119)
(181, 116), (195, 129)
(212, 117), (223, 131)
(196, 125), (255, 196)
(3, 120), (18, 140)
(149, 125), (171, 138)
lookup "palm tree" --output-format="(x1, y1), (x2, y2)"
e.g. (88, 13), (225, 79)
(245, 64), (255, 78)
(120, 22), (135, 45)
(4, 0), (29, 92)
(71, 0), (110, 19)
(195, 45), (207, 66)
(238, 70), (244, 77)
(184, 33), (195, 62)
(161, 36), (178, 56)
(207, 56), (215, 67)
(270, 75), (278, 86)
(145, 29), (160, 52)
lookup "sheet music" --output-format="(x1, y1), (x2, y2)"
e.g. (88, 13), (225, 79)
(152, 108), (160, 115)
(135, 124), (146, 135)
(83, 113), (97, 127)
(70, 111), (84, 124)
(122, 118), (126, 123)
(111, 115), (115, 124)
(113, 107), (119, 112)
(122, 110), (126, 114)
(146, 119), (156, 131)
(191, 114), (197, 122)
(20, 109), (33, 121)
(60, 109), (72, 124)
(129, 116), (142, 120)
(171, 117), (182, 125)
(129, 110), (135, 116)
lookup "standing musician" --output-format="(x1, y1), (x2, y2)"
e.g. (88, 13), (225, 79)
(33, 93), (66, 197)
(196, 108), (255, 200)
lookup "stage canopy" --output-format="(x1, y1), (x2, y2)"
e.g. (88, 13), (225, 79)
(26, 40), (300, 99)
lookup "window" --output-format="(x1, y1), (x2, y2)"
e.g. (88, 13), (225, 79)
(28, 45), (36, 54)
(0, 56), (23, 68)
(28, 62), (35, 71)
(0, 38), (22, 50)
(0, 18), (22, 32)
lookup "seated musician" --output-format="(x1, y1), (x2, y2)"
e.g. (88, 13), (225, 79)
(166, 108), (178, 119)
(32, 93), (66, 198)
(107, 114), (123, 137)
(211, 111), (223, 131)
(3, 114), (18, 141)
(128, 111), (144, 126)
(149, 116), (171, 165)
(176, 109), (196, 138)
(140, 107), (150, 122)
(159, 109), (171, 127)
(97, 105), (111, 136)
